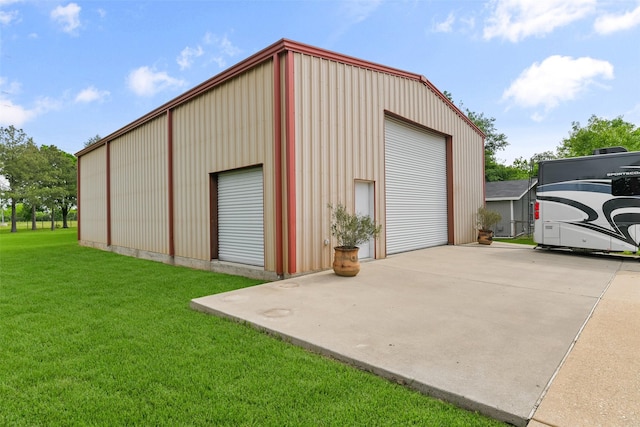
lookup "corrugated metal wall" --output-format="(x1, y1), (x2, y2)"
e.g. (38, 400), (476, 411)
(171, 60), (276, 267)
(293, 53), (484, 272)
(79, 145), (107, 244)
(488, 200), (512, 237)
(78, 45), (483, 276)
(109, 116), (168, 253)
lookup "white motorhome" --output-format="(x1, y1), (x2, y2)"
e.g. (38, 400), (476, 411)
(534, 150), (640, 252)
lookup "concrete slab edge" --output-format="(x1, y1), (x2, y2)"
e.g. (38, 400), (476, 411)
(527, 267), (620, 421)
(190, 298), (527, 427)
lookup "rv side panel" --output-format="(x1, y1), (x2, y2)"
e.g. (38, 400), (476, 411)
(534, 151), (640, 252)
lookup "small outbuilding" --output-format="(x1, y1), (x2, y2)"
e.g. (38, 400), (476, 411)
(485, 179), (537, 238)
(76, 39), (485, 279)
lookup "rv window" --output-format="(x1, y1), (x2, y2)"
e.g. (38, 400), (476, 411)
(612, 177), (640, 196)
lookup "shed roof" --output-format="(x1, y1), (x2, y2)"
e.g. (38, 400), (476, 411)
(485, 179), (537, 201)
(76, 38), (484, 157)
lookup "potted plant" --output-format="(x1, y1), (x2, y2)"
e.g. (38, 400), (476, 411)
(477, 206), (502, 245)
(329, 203), (382, 276)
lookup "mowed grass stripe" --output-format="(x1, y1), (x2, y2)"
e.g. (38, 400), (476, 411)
(0, 228), (504, 426)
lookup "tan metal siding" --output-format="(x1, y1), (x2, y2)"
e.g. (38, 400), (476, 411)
(452, 125), (486, 242)
(293, 53), (484, 272)
(171, 61), (275, 268)
(79, 145), (107, 244)
(110, 116), (169, 253)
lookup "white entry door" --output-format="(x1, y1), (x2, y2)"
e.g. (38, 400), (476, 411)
(355, 181), (375, 259)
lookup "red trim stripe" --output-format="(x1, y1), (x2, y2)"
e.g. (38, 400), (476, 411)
(106, 142), (111, 246)
(273, 53), (284, 277)
(446, 136), (455, 244)
(285, 51), (296, 274)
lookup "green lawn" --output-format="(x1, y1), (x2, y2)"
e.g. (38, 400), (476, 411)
(494, 236), (536, 246)
(494, 235), (640, 255)
(0, 228), (505, 426)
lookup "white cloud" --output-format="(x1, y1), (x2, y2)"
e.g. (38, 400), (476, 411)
(0, 77), (21, 95)
(177, 45), (204, 70)
(0, 0), (21, 8)
(0, 77), (30, 126)
(0, 99), (33, 127)
(483, 0), (596, 42)
(126, 66), (186, 97)
(460, 16), (476, 31)
(216, 34), (241, 57)
(594, 4), (640, 35)
(433, 12), (456, 33)
(0, 78), (61, 126)
(326, 0), (382, 45)
(502, 55), (614, 116)
(75, 86), (110, 103)
(0, 9), (19, 25)
(50, 3), (81, 35)
(199, 33), (242, 69)
(341, 0), (382, 24)
(33, 96), (62, 113)
(97, 8), (106, 18)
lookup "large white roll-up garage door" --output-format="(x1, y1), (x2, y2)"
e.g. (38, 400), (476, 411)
(218, 167), (264, 266)
(385, 118), (448, 254)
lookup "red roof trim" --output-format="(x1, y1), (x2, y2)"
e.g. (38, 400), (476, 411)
(76, 38), (483, 157)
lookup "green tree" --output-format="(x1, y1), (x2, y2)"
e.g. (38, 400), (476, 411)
(40, 145), (77, 229)
(0, 126), (38, 232)
(466, 110), (509, 158)
(443, 92), (509, 181)
(84, 134), (102, 148)
(20, 142), (47, 230)
(557, 115), (640, 158)
(505, 151), (558, 179)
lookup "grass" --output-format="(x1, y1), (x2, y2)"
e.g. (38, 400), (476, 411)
(0, 228), (505, 426)
(494, 236), (536, 246)
(494, 235), (640, 255)
(0, 220), (73, 231)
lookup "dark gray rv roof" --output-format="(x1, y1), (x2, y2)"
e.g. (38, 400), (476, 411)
(486, 179), (538, 201)
(538, 151), (640, 185)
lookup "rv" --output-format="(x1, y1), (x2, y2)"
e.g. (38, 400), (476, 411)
(534, 150), (640, 252)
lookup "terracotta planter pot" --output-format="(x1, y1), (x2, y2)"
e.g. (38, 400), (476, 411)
(477, 229), (493, 245)
(332, 247), (360, 277)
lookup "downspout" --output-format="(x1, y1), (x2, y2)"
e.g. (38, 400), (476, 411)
(167, 109), (175, 257)
(284, 50), (297, 274)
(106, 141), (111, 246)
(273, 53), (284, 278)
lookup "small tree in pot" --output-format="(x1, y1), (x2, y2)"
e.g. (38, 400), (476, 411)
(477, 206), (502, 245)
(329, 203), (382, 276)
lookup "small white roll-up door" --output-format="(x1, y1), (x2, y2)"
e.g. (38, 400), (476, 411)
(385, 118), (448, 254)
(218, 167), (264, 266)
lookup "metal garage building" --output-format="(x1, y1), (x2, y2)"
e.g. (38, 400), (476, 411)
(76, 39), (485, 279)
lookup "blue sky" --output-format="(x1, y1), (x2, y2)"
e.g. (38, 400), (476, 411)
(1, 0), (639, 164)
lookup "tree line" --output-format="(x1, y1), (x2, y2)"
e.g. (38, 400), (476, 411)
(0, 126), (77, 232)
(2, 110), (638, 232)
(444, 92), (640, 182)
(487, 115), (640, 182)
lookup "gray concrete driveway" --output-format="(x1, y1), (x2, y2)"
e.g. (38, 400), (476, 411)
(191, 243), (627, 426)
